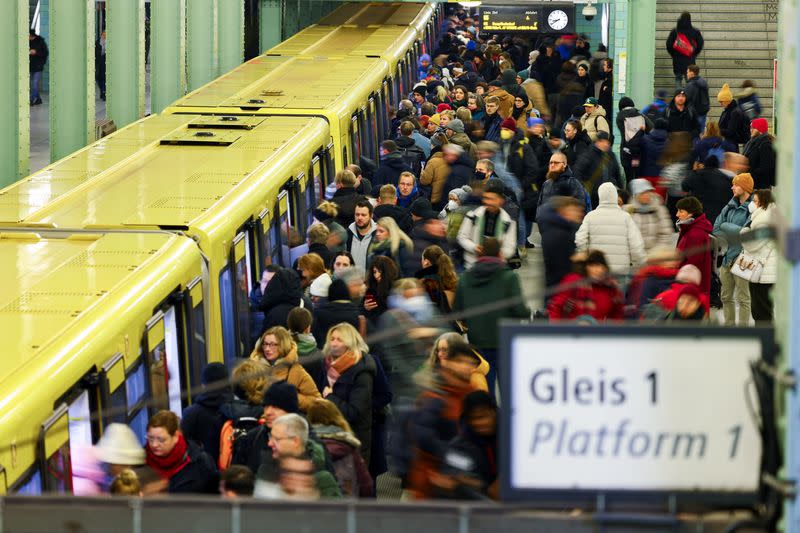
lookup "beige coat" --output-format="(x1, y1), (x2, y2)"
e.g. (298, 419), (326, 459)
(420, 151), (451, 204)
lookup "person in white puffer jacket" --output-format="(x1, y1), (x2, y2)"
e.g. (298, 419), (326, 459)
(575, 182), (647, 276)
(739, 189), (777, 323)
(623, 179), (675, 252)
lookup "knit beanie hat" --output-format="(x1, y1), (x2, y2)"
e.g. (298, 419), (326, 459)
(96, 423), (146, 465)
(328, 278), (350, 301)
(629, 178), (655, 197)
(527, 117), (545, 128)
(202, 362), (229, 385)
(449, 185), (472, 203)
(675, 264), (702, 285)
(262, 381), (299, 413)
(717, 83), (733, 104)
(428, 114), (441, 126)
(446, 118), (465, 134)
(309, 272), (332, 297)
(500, 117), (517, 131)
(412, 85), (427, 99)
(618, 96), (635, 110)
(732, 173), (754, 194)
(419, 115), (430, 128)
(436, 103), (452, 113)
(751, 118), (769, 134)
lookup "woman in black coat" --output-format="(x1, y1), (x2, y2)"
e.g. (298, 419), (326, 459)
(259, 267), (308, 332)
(307, 323), (376, 465)
(311, 278), (361, 348)
(666, 12), (704, 89)
(563, 120), (593, 166)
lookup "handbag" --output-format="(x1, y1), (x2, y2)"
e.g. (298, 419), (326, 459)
(730, 251), (765, 283)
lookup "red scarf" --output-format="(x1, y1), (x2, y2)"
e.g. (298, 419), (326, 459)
(146, 432), (190, 479)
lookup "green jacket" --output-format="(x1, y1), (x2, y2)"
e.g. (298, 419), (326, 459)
(308, 439), (342, 498)
(453, 258), (530, 349)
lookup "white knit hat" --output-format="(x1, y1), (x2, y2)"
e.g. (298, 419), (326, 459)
(675, 264), (702, 286)
(95, 423), (146, 465)
(309, 272), (333, 298)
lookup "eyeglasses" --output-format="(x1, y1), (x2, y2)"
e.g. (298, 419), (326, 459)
(262, 342), (279, 348)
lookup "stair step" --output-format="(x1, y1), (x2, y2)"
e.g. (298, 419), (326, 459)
(654, 49), (774, 59)
(656, 19), (777, 31)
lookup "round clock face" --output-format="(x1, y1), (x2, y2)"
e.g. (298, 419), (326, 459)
(548, 9), (569, 31)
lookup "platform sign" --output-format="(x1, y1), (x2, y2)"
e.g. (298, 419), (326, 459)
(480, 6), (541, 33)
(499, 325), (774, 506)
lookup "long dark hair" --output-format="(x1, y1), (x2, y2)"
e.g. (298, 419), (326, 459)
(753, 189), (775, 210)
(367, 255), (399, 303)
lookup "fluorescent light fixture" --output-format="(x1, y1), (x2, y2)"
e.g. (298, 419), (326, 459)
(459, 1), (482, 7)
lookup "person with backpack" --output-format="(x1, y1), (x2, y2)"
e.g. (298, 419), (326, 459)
(572, 131), (625, 209)
(373, 140), (413, 190)
(717, 84), (751, 148)
(180, 363), (233, 461)
(579, 97), (610, 142)
(666, 12), (704, 90)
(616, 97), (653, 184)
(642, 89), (670, 123)
(691, 121), (738, 166)
(444, 119), (478, 160)
(395, 122), (427, 176)
(684, 65), (710, 132)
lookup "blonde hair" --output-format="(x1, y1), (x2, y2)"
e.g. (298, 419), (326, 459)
(306, 399), (355, 434)
(422, 245), (458, 290)
(316, 201), (338, 218)
(233, 359), (269, 405)
(335, 169), (356, 187)
(455, 107), (472, 122)
(484, 95), (499, 106)
(379, 184), (397, 202)
(251, 326), (296, 361)
(440, 109), (456, 121)
(308, 223), (330, 245)
(703, 120), (721, 139)
(377, 216), (413, 257)
(110, 469), (141, 496)
(435, 85), (448, 103)
(323, 323), (368, 357)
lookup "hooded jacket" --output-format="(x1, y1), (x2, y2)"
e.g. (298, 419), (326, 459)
(311, 298), (361, 349)
(580, 105), (610, 142)
(677, 214), (713, 295)
(420, 151), (451, 206)
(638, 127), (668, 177)
(167, 439), (220, 494)
(347, 219), (378, 270)
(373, 203), (413, 234)
(535, 168), (587, 217)
(331, 187), (367, 229)
(573, 145), (624, 207)
(718, 100), (750, 145)
(623, 194), (674, 252)
(312, 424), (374, 497)
(684, 75), (710, 115)
(250, 347), (321, 412)
(448, 132), (478, 160)
(547, 272), (625, 321)
(452, 257), (530, 348)
(575, 183), (647, 275)
(180, 386), (233, 460)
(665, 100), (699, 138)
(564, 129), (593, 166)
(373, 152), (413, 189)
(740, 204), (777, 284)
(259, 268), (307, 331)
(666, 18), (703, 75)
(488, 88), (515, 120)
(444, 151), (476, 194)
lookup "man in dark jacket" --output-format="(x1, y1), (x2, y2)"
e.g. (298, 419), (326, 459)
(638, 118), (669, 179)
(684, 65), (710, 131)
(598, 59), (614, 128)
(499, 122), (538, 198)
(616, 97), (654, 183)
(442, 143), (475, 192)
(717, 84), (750, 147)
(29, 29), (49, 105)
(395, 122), (427, 177)
(331, 169), (366, 228)
(180, 363), (233, 461)
(681, 156), (732, 225)
(452, 238), (530, 393)
(743, 118), (776, 189)
(536, 152), (586, 218)
(666, 12), (703, 89)
(538, 196), (584, 290)
(572, 131), (624, 208)
(373, 184), (413, 234)
(373, 140), (412, 189)
(665, 89), (699, 138)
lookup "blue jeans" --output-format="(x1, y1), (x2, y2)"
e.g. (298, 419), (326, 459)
(517, 210), (527, 246)
(30, 70), (42, 101)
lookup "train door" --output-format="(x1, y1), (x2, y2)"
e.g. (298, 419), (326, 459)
(145, 308), (186, 416)
(183, 277), (208, 394)
(39, 404), (72, 493)
(218, 232), (252, 365)
(256, 208), (278, 269)
(350, 114), (362, 165)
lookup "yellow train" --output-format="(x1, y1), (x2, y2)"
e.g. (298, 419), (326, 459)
(0, 2), (440, 493)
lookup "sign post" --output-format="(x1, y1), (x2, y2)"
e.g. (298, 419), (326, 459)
(499, 324), (775, 509)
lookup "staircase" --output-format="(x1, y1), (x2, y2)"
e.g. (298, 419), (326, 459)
(654, 0), (778, 123)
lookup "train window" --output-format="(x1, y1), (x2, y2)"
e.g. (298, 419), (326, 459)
(145, 314), (170, 413)
(129, 408), (149, 445)
(219, 266), (238, 367)
(377, 83), (388, 138)
(40, 404), (72, 492)
(277, 191), (293, 266)
(311, 156), (323, 206)
(186, 278), (207, 389)
(101, 353), (127, 426)
(256, 209), (275, 270)
(350, 115), (361, 163)
(126, 362), (147, 416)
(289, 176), (309, 237)
(356, 110), (369, 162)
(68, 390), (93, 448)
(13, 469), (42, 495)
(233, 233), (251, 359)
(396, 61), (405, 99)
(162, 307), (184, 415)
(324, 145), (334, 188)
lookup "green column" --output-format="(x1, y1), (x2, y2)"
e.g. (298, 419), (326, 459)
(259, 0), (282, 53)
(0, 0), (29, 186)
(151, 0), (186, 113)
(107, 0), (145, 128)
(218, 0), (244, 76)
(625, 0), (656, 113)
(187, 0), (217, 91)
(283, 0), (300, 40)
(49, 0), (95, 162)
(297, 1), (312, 30)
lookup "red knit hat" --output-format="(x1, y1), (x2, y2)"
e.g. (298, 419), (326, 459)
(436, 103), (452, 113)
(500, 117), (517, 131)
(419, 115), (430, 128)
(750, 118), (768, 134)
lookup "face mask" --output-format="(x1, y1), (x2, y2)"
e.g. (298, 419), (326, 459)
(474, 171), (486, 181)
(500, 129), (514, 140)
(748, 201), (757, 214)
(447, 200), (458, 211)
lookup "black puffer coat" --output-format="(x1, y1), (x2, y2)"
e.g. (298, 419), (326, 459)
(259, 268), (307, 331)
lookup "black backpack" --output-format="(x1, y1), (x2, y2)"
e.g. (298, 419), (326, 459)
(397, 146), (425, 178)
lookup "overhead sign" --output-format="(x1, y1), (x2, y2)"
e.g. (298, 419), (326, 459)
(499, 325), (774, 505)
(479, 4), (575, 34)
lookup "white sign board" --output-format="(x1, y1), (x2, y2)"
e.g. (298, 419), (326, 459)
(503, 329), (765, 499)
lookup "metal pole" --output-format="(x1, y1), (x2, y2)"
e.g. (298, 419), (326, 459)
(187, 0), (217, 91)
(49, 0), (95, 161)
(259, 0), (282, 53)
(0, 0), (29, 186)
(106, 0), (145, 128)
(151, 0), (186, 113)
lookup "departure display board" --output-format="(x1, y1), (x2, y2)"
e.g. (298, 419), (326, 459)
(479, 4), (576, 34)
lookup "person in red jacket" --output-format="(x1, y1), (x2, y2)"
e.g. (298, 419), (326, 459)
(548, 250), (625, 321)
(655, 264), (710, 314)
(675, 196), (713, 297)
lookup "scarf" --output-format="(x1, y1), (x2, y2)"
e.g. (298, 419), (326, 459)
(146, 432), (190, 480)
(476, 209), (506, 244)
(325, 350), (361, 388)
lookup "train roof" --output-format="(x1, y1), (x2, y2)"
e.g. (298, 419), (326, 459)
(167, 55), (388, 120)
(317, 2), (431, 32)
(5, 114), (329, 242)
